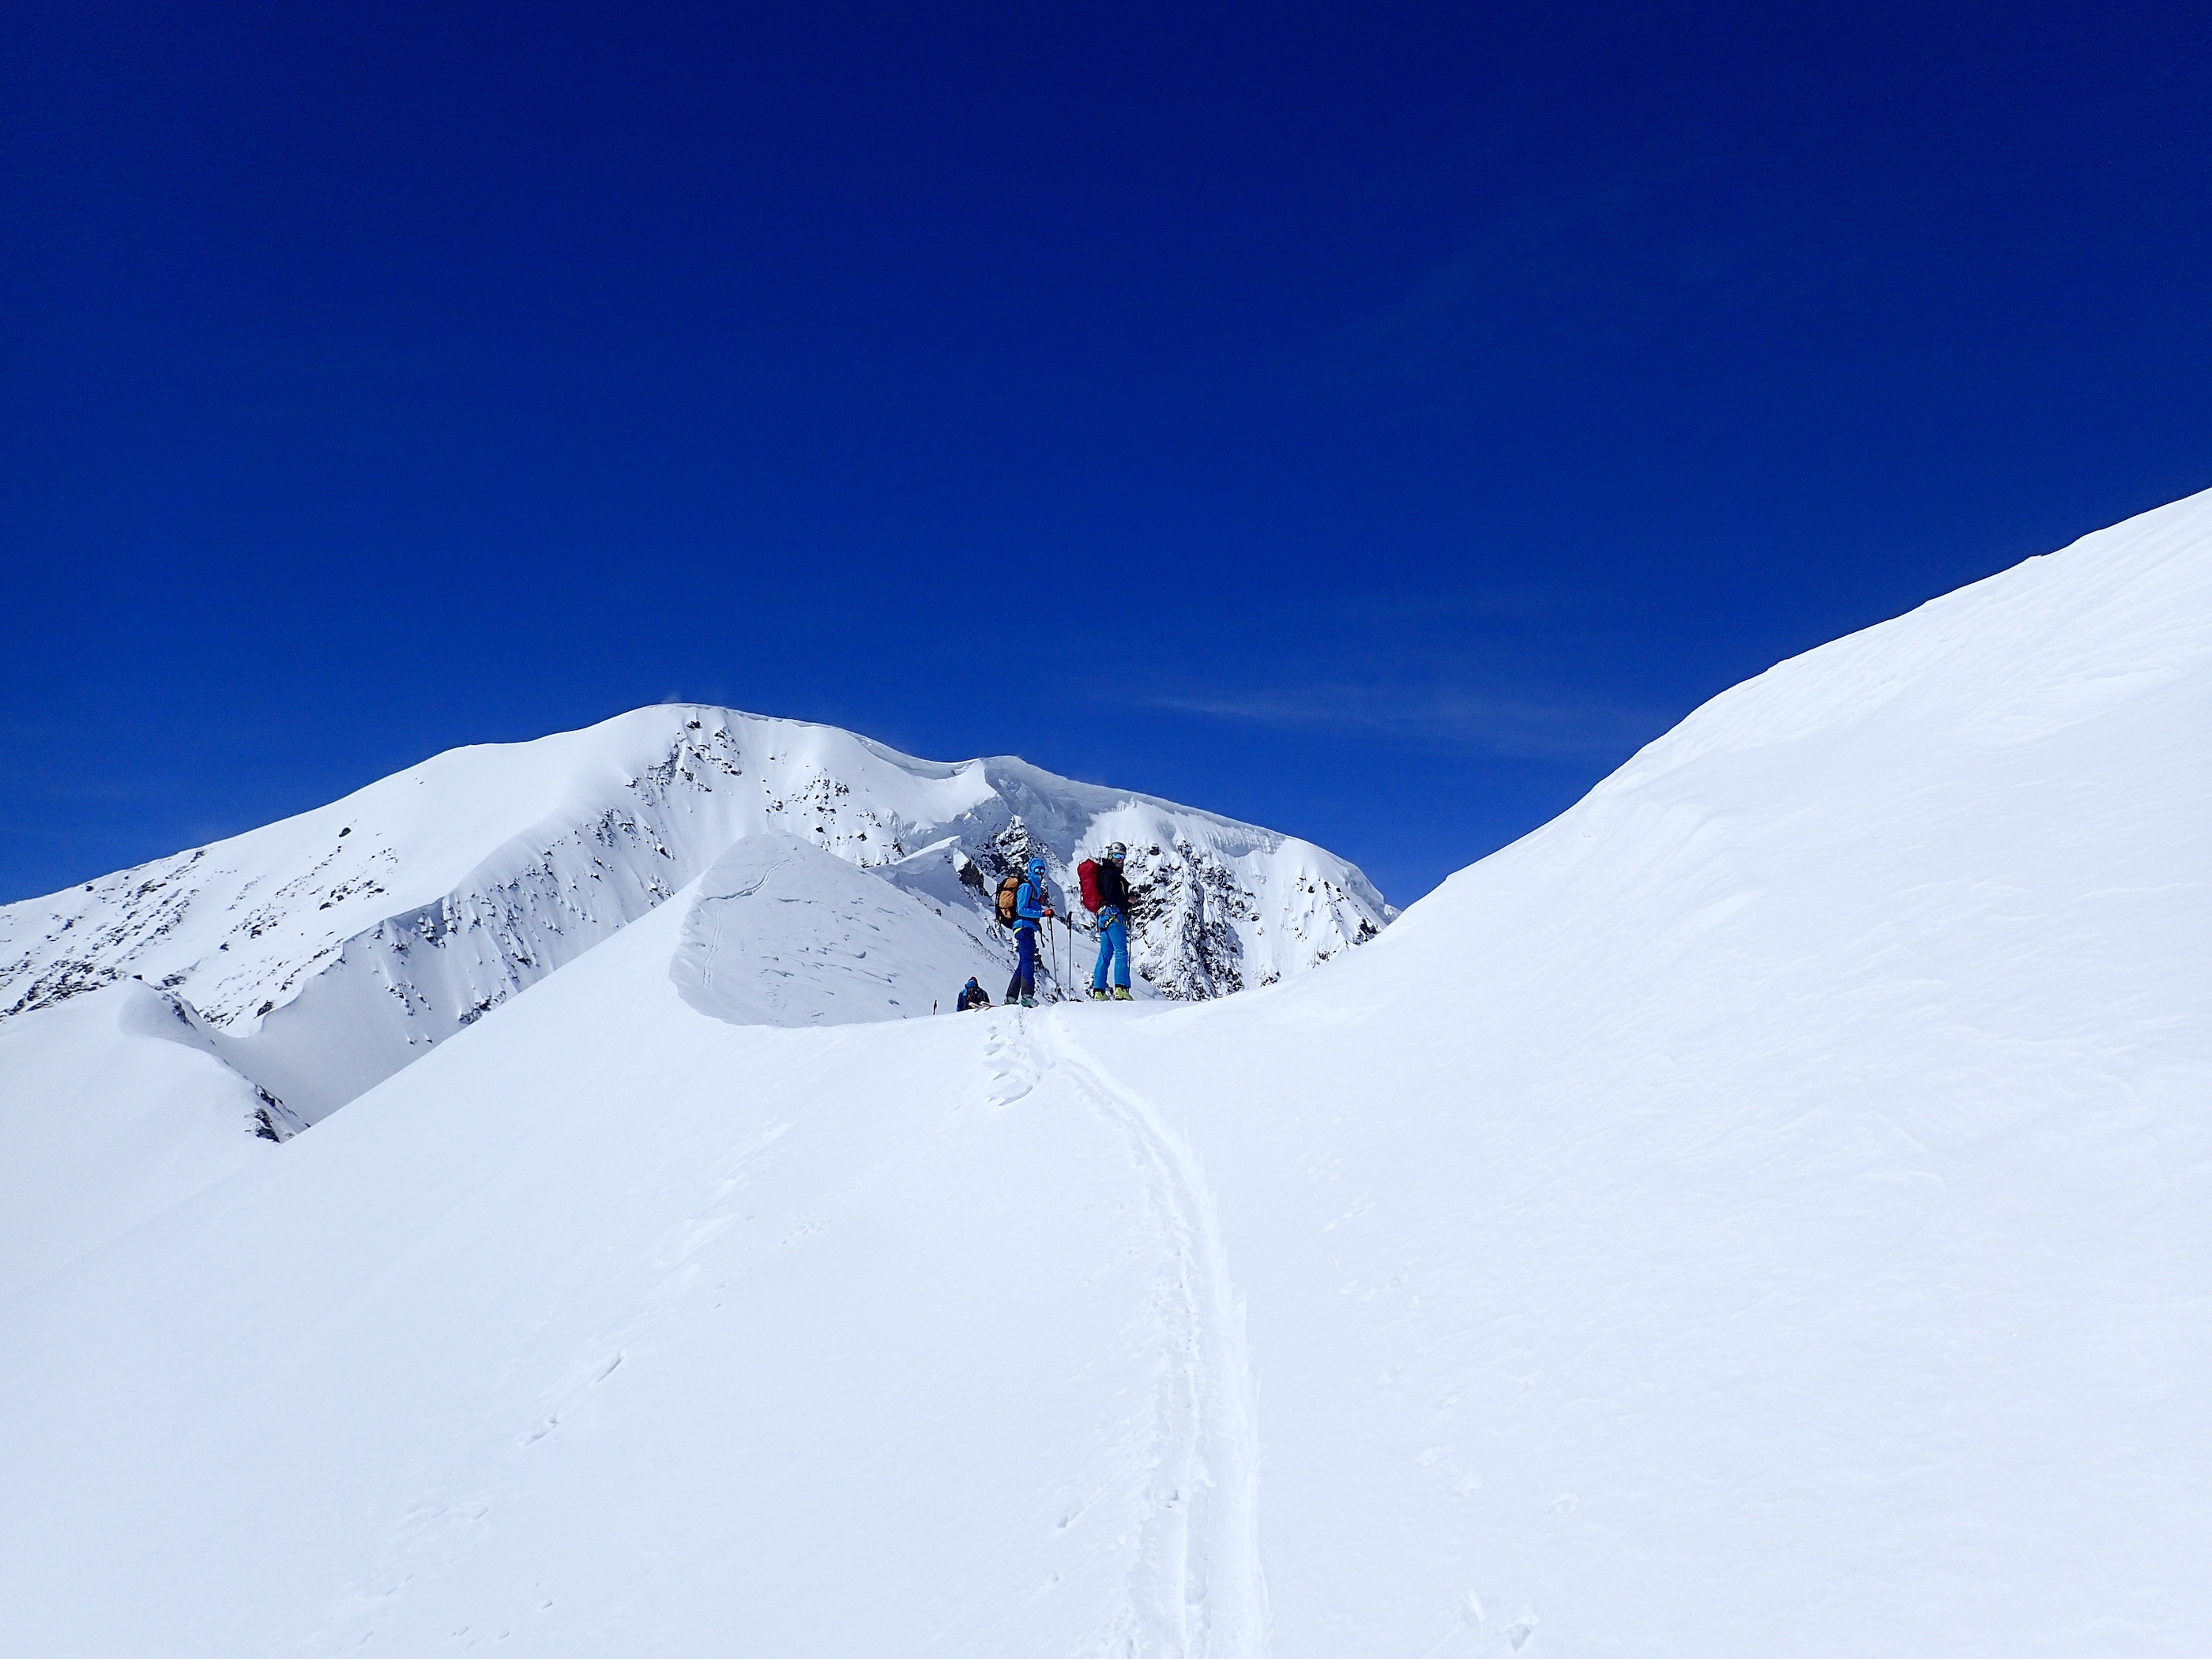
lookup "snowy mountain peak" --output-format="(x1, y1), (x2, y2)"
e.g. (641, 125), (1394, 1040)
(0, 706), (1389, 1120)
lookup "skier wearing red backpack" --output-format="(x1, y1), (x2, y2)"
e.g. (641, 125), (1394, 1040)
(1083, 841), (1137, 1001)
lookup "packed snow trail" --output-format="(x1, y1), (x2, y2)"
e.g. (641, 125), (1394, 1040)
(679, 874), (1267, 1657)
(1023, 1010), (1268, 1658)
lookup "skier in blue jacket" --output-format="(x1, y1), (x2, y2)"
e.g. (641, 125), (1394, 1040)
(1089, 842), (1138, 1001)
(1003, 857), (1055, 1008)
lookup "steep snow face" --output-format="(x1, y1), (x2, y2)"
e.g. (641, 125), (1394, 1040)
(0, 709), (1386, 1119)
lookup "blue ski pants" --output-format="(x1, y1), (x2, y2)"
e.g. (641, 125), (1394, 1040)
(1007, 925), (1039, 1000)
(1092, 908), (1130, 991)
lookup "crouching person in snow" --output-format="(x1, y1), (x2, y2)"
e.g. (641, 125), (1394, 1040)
(955, 976), (991, 1011)
(1089, 841), (1138, 1001)
(1003, 857), (1054, 1008)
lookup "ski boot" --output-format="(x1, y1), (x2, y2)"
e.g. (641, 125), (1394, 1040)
(1111, 986), (1134, 1001)
(1020, 995), (1036, 1009)
(1090, 988), (1110, 1002)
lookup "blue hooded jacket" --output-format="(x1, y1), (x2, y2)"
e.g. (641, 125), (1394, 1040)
(1014, 858), (1049, 931)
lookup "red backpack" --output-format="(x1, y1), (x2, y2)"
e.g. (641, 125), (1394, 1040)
(1077, 858), (1102, 914)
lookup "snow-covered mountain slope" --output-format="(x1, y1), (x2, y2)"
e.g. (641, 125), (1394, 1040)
(1071, 488), (2210, 1656)
(0, 486), (2205, 1657)
(0, 982), (298, 1302)
(0, 709), (1386, 1122)
(1, 874), (1260, 1658)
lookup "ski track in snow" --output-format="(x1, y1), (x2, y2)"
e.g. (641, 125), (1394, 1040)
(1010, 1010), (1268, 1659)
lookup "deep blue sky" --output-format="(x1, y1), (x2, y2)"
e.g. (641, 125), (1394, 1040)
(5, 1), (2208, 907)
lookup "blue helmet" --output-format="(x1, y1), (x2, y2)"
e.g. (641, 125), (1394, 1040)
(1026, 856), (1047, 879)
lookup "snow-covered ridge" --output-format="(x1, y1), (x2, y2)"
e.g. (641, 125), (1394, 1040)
(0, 708), (1388, 1119)
(1, 491), (2206, 1655)
(1621, 485), (2212, 778)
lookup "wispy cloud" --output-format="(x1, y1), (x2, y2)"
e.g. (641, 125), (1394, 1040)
(1127, 680), (1665, 764)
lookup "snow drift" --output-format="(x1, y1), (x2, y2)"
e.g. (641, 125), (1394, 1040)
(670, 833), (1010, 1027)
(0, 487), (2206, 1656)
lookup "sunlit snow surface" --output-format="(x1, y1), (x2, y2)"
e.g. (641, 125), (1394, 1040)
(0, 982), (287, 1300)
(0, 488), (2207, 1655)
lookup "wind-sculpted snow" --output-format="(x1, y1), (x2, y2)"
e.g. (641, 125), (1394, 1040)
(0, 709), (1388, 1122)
(672, 834), (1010, 1026)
